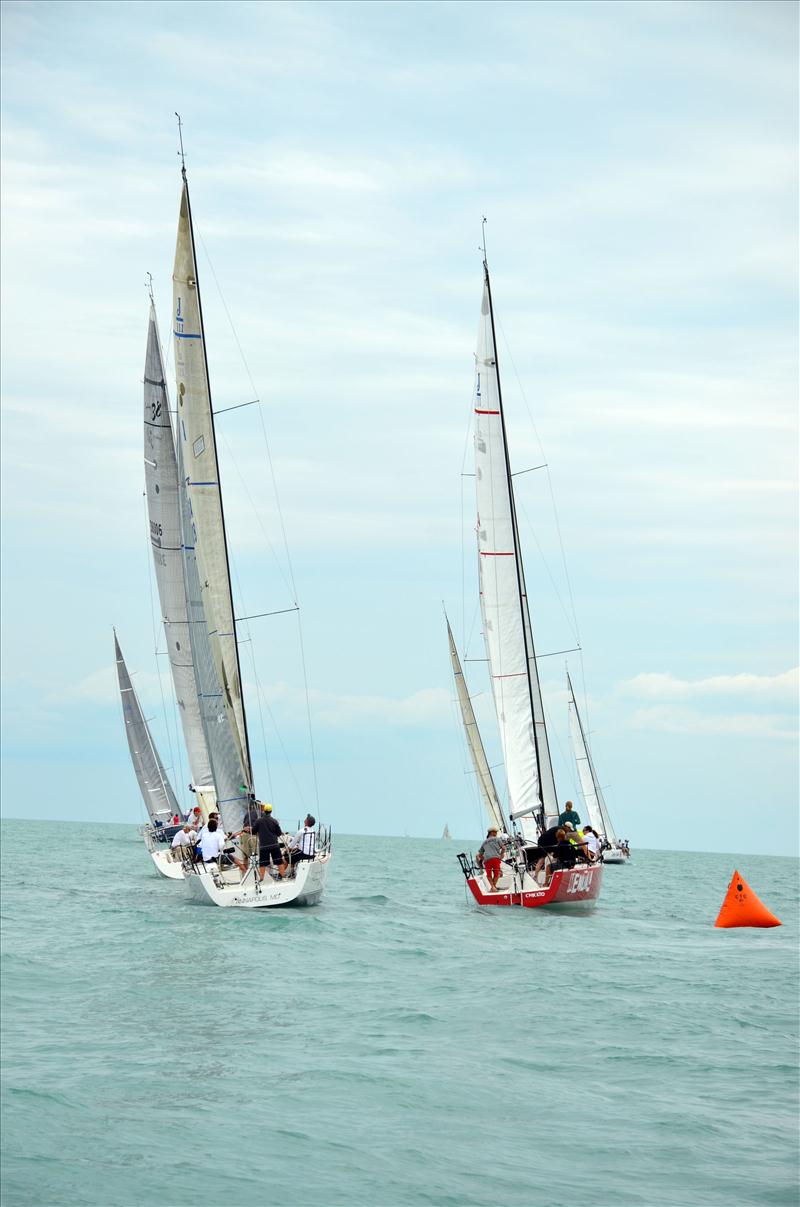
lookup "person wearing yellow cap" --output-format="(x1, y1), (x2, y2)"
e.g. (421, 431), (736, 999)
(253, 803), (282, 880)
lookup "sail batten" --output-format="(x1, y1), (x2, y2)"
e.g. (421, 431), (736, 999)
(473, 266), (559, 839)
(115, 632), (181, 825)
(172, 178), (253, 793)
(143, 304), (212, 789)
(567, 672), (617, 845)
(447, 618), (506, 833)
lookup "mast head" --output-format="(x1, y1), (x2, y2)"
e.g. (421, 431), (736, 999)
(175, 112), (187, 181)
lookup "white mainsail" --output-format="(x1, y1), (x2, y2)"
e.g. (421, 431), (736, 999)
(172, 178), (252, 792)
(446, 617), (506, 833)
(473, 266), (559, 838)
(115, 631), (181, 825)
(567, 672), (617, 845)
(143, 303), (212, 790)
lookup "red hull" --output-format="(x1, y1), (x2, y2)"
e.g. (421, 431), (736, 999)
(467, 863), (603, 908)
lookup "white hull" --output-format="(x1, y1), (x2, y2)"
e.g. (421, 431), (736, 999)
(183, 854), (330, 908)
(150, 847), (186, 879)
(603, 847), (630, 864)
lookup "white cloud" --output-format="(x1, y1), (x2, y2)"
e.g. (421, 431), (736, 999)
(628, 705), (797, 741)
(620, 668), (798, 701)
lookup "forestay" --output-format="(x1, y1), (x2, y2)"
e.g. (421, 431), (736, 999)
(567, 672), (617, 845)
(172, 181), (252, 792)
(143, 304), (213, 789)
(473, 268), (559, 838)
(114, 632), (181, 825)
(447, 617), (506, 833)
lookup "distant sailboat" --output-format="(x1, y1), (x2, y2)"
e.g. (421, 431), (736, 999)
(117, 142), (331, 907)
(451, 252), (602, 909)
(442, 824), (451, 840)
(114, 631), (185, 880)
(567, 672), (630, 863)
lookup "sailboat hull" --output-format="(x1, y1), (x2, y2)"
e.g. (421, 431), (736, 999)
(466, 863), (602, 909)
(602, 848), (630, 864)
(150, 848), (186, 880)
(183, 855), (330, 908)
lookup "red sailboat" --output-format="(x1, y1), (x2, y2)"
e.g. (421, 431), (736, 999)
(449, 247), (602, 910)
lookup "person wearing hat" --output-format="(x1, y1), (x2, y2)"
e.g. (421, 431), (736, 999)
(253, 803), (283, 881)
(476, 826), (505, 893)
(185, 804), (203, 827)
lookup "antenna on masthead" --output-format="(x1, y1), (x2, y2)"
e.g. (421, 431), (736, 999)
(480, 215), (488, 267)
(175, 112), (186, 179)
(145, 271), (154, 302)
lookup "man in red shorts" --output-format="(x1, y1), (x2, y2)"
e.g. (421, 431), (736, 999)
(476, 827), (506, 892)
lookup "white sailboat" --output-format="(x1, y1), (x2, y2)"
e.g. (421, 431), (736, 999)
(442, 824), (451, 840)
(117, 149), (331, 907)
(567, 672), (630, 863)
(451, 252), (602, 909)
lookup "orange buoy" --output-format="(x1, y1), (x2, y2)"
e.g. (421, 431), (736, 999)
(714, 869), (781, 929)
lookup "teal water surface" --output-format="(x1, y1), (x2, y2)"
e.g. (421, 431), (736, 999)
(1, 820), (798, 1207)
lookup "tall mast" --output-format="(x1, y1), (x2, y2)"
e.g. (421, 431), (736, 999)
(181, 170), (254, 788)
(482, 257), (548, 828)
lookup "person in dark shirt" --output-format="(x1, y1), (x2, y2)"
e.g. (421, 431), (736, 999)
(528, 824), (561, 879)
(254, 803), (283, 881)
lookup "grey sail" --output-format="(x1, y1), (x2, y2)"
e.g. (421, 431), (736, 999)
(173, 179), (252, 791)
(447, 616), (507, 833)
(143, 303), (213, 790)
(177, 427), (248, 834)
(115, 631), (181, 825)
(567, 671), (618, 845)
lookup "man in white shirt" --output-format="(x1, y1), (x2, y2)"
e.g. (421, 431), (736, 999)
(281, 815), (316, 877)
(198, 819), (226, 864)
(171, 825), (193, 849)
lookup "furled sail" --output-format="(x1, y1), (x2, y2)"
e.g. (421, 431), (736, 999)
(473, 265), (559, 838)
(143, 303), (213, 789)
(115, 631), (181, 825)
(446, 617), (506, 833)
(567, 671), (617, 845)
(172, 177), (252, 792)
(177, 426), (249, 834)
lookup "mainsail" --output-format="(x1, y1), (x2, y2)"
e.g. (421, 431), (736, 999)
(172, 174), (253, 794)
(567, 671), (617, 845)
(446, 617), (506, 833)
(473, 264), (559, 838)
(115, 631), (181, 825)
(143, 303), (212, 790)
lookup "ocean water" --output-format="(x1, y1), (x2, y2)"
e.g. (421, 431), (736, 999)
(1, 820), (797, 1207)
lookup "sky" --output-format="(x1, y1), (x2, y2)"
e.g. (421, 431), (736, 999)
(1, 0), (797, 856)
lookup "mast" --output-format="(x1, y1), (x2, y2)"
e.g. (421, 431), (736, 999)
(173, 153), (254, 793)
(477, 259), (559, 835)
